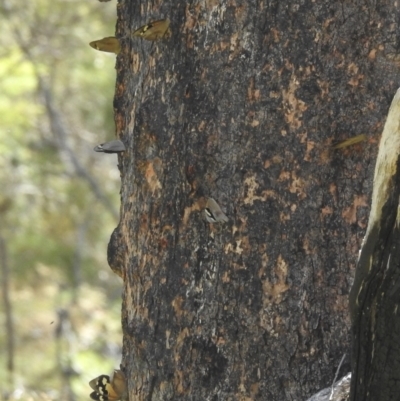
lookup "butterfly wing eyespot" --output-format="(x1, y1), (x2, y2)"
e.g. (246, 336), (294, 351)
(205, 198), (229, 223)
(132, 19), (171, 41)
(89, 370), (126, 401)
(89, 375), (110, 391)
(93, 140), (126, 153)
(141, 23), (152, 34)
(204, 208), (217, 223)
(90, 391), (107, 401)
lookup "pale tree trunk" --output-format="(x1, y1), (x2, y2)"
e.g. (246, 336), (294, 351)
(108, 0), (400, 399)
(349, 89), (400, 401)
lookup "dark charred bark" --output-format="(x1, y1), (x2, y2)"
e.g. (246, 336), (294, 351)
(109, 1), (400, 399)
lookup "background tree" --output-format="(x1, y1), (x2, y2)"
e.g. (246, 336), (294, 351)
(0, 0), (124, 399)
(113, 0), (400, 400)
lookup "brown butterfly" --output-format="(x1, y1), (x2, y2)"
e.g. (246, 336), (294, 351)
(89, 370), (127, 401)
(132, 19), (171, 41)
(204, 198), (229, 223)
(93, 140), (126, 154)
(89, 37), (121, 54)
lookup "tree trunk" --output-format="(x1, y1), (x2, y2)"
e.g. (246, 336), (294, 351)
(109, 1), (400, 399)
(349, 90), (400, 401)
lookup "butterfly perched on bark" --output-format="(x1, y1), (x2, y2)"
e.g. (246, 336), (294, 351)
(89, 37), (121, 54)
(93, 140), (126, 154)
(132, 19), (171, 41)
(89, 370), (127, 401)
(204, 198), (229, 223)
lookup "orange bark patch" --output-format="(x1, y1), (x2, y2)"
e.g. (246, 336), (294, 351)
(158, 236), (169, 249)
(115, 82), (125, 98)
(174, 370), (186, 395)
(172, 296), (184, 319)
(329, 183), (338, 204)
(247, 77), (261, 102)
(282, 74), (308, 130)
(289, 171), (307, 199)
(262, 280), (288, 305)
(261, 255), (289, 306)
(278, 170), (290, 181)
(132, 52), (140, 73)
(264, 160), (271, 168)
(128, 104), (137, 133)
(244, 175), (276, 205)
(250, 382), (260, 397)
(276, 254), (288, 280)
(210, 41), (230, 53)
(302, 236), (315, 255)
(184, 7), (197, 30)
(347, 62), (359, 75)
(243, 175), (261, 205)
(279, 212), (290, 222)
(225, 236), (251, 256)
(317, 79), (330, 98)
(270, 27), (280, 42)
(342, 195), (368, 224)
(234, 4), (246, 20)
(320, 205), (333, 219)
(348, 74), (364, 87)
(368, 48), (377, 60)
(144, 159), (162, 194)
(182, 198), (205, 226)
(205, 0), (219, 8)
(222, 271), (230, 283)
(148, 55), (156, 70)
(214, 336), (226, 346)
(347, 62), (364, 87)
(229, 32), (240, 60)
(304, 140), (315, 162)
(115, 112), (125, 133)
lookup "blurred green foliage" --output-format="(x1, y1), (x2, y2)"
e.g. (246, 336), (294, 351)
(0, 0), (124, 399)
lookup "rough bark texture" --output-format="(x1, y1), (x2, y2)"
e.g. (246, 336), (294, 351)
(108, 1), (400, 400)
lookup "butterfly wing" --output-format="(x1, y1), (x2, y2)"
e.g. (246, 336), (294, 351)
(132, 19), (170, 41)
(110, 370), (127, 399)
(205, 198), (229, 223)
(104, 385), (120, 401)
(90, 391), (106, 401)
(89, 375), (113, 400)
(89, 375), (110, 391)
(89, 371), (126, 401)
(89, 37), (121, 54)
(93, 140), (126, 153)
